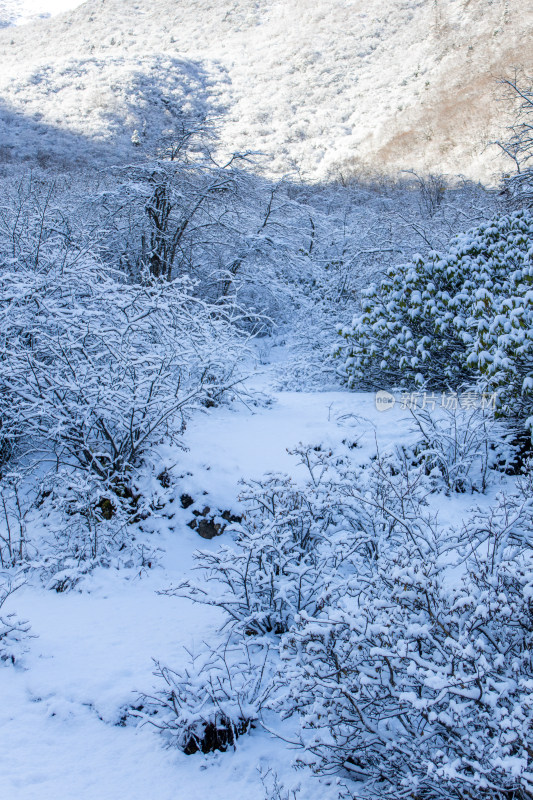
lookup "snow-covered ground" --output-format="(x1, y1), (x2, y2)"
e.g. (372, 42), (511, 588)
(0, 0), (81, 27)
(0, 383), (371, 800)
(0, 3), (528, 797)
(0, 353), (512, 798)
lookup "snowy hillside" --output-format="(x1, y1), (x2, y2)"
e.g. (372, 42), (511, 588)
(0, 0), (80, 27)
(0, 0), (531, 181)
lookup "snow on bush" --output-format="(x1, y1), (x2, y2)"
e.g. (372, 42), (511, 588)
(0, 189), (250, 578)
(496, 76), (533, 209)
(259, 768), (301, 800)
(0, 466), (158, 588)
(167, 470), (336, 637)
(153, 444), (438, 748)
(164, 438), (443, 644)
(33, 469), (159, 591)
(154, 440), (533, 798)
(337, 210), (533, 435)
(407, 404), (513, 494)
(274, 483), (533, 800)
(0, 475), (29, 567)
(137, 640), (271, 754)
(0, 255), (247, 482)
(0, 576), (31, 664)
(167, 441), (434, 637)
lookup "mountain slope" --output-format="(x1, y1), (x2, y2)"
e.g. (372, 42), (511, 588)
(0, 0), (80, 27)
(0, 0), (531, 181)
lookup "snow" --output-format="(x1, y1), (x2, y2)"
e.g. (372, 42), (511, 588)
(3, 333), (515, 789)
(0, 338), (525, 798)
(0, 679), (285, 800)
(0, 0), (82, 27)
(0, 0), (529, 182)
(0, 357), (446, 799)
(181, 388), (406, 504)
(0, 4), (530, 796)
(0, 376), (394, 800)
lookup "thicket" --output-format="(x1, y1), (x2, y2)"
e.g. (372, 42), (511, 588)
(0, 168), (250, 581)
(0, 137), (500, 582)
(0, 575), (31, 664)
(142, 410), (533, 799)
(496, 74), (533, 208)
(337, 210), (533, 439)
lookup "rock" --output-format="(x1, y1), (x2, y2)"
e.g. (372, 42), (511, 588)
(221, 510), (242, 524)
(157, 469), (171, 488)
(185, 498), (239, 538)
(196, 518), (222, 540)
(180, 493), (194, 509)
(97, 497), (114, 520)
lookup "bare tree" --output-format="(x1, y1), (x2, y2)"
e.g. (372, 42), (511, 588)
(494, 73), (533, 206)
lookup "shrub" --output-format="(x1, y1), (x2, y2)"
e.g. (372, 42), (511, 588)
(259, 768), (301, 800)
(495, 75), (533, 208)
(0, 576), (31, 664)
(151, 442), (533, 798)
(167, 473), (334, 636)
(337, 211), (533, 435)
(33, 470), (157, 590)
(137, 641), (270, 753)
(0, 256), (247, 481)
(0, 475), (29, 566)
(274, 486), (533, 800)
(166, 443), (437, 639)
(407, 404), (513, 494)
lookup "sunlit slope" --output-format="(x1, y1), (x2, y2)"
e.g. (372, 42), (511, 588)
(0, 0), (531, 181)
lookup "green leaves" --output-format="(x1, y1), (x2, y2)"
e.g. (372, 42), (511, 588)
(338, 211), (533, 435)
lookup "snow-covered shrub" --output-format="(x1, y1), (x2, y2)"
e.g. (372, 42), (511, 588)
(312, 442), (436, 563)
(0, 408), (14, 472)
(259, 768), (301, 800)
(459, 479), (533, 563)
(274, 488), (533, 800)
(154, 448), (433, 756)
(33, 470), (157, 591)
(0, 248), (248, 577)
(154, 442), (533, 791)
(170, 442), (437, 639)
(337, 211), (533, 434)
(169, 473), (334, 636)
(0, 255), (247, 481)
(407, 405), (512, 494)
(104, 157), (310, 328)
(0, 476), (29, 566)
(0, 576), (31, 664)
(138, 641), (270, 753)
